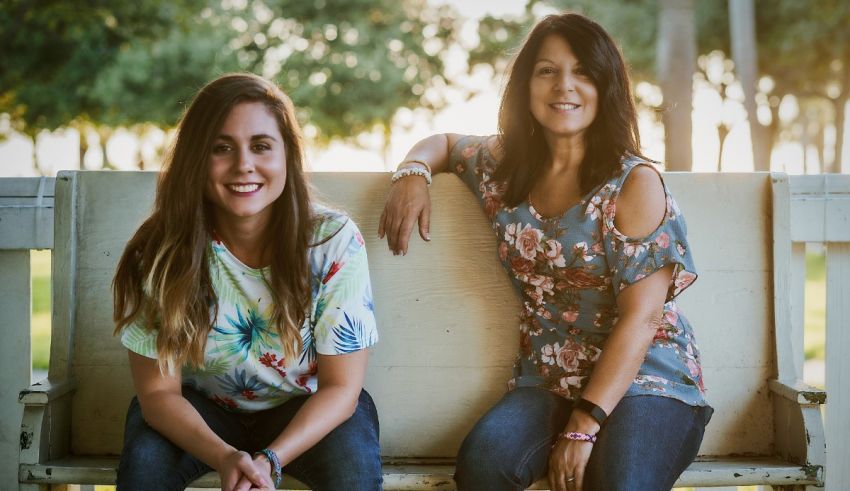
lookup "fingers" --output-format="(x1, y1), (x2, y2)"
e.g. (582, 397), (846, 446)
(378, 208), (387, 239)
(418, 204), (431, 242)
(573, 468), (585, 491)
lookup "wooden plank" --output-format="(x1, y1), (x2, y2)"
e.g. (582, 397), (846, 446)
(825, 243), (850, 491)
(789, 174), (850, 242)
(0, 250), (31, 486)
(19, 456), (820, 487)
(49, 172), (78, 381)
(0, 177), (55, 249)
(772, 173), (802, 382)
(0, 177), (56, 197)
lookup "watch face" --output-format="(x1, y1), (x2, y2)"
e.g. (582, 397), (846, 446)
(577, 398), (607, 425)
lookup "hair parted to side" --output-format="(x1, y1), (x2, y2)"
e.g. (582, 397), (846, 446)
(494, 12), (646, 207)
(113, 73), (314, 372)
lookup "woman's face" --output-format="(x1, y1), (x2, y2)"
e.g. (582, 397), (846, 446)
(205, 101), (287, 231)
(529, 34), (598, 143)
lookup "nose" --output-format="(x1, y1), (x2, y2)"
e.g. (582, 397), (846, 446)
(237, 147), (255, 173)
(555, 72), (576, 93)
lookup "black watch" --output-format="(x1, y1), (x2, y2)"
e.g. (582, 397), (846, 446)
(574, 398), (608, 426)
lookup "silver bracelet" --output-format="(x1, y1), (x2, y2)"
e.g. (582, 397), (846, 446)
(391, 166), (432, 186)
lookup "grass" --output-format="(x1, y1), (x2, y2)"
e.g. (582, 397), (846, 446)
(31, 250), (52, 370)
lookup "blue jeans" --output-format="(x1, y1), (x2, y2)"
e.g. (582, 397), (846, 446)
(454, 387), (712, 491)
(116, 386), (382, 491)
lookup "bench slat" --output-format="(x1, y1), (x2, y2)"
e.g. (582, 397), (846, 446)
(20, 456), (821, 488)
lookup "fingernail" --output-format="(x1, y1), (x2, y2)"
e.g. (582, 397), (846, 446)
(425, 234), (431, 241)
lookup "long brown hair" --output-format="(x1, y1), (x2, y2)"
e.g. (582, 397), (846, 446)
(113, 73), (314, 371)
(495, 12), (645, 207)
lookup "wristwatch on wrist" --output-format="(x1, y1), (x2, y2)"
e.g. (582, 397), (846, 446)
(574, 398), (608, 426)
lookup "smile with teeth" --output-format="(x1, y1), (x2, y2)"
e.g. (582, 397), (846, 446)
(227, 183), (261, 193)
(551, 103), (581, 111)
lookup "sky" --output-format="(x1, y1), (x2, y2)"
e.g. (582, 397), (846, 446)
(1, 1), (847, 177)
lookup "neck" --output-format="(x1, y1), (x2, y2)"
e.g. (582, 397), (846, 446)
(212, 215), (271, 269)
(545, 133), (586, 174)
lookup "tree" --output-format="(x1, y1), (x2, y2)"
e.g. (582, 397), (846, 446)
(1, 0), (461, 170)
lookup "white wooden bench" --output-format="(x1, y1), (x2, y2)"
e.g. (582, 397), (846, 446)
(8, 170), (838, 490)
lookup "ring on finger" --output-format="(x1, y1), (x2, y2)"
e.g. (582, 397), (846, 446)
(565, 476), (575, 482)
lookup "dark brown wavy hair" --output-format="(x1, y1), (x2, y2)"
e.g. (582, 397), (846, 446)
(113, 73), (314, 371)
(494, 12), (645, 207)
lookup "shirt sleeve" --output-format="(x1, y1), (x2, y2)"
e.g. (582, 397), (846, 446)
(602, 164), (698, 302)
(448, 135), (500, 198)
(311, 218), (379, 355)
(120, 318), (159, 359)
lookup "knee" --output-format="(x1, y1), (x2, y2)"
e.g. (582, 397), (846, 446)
(454, 428), (524, 489)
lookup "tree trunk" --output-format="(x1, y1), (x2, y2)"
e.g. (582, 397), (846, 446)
(96, 127), (116, 170)
(834, 97), (848, 173)
(656, 0), (696, 171)
(78, 130), (89, 170)
(729, 0), (771, 171)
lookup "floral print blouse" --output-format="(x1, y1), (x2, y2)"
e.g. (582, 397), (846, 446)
(120, 207), (378, 412)
(451, 135), (708, 407)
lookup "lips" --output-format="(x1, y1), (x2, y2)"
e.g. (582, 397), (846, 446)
(550, 102), (581, 111)
(227, 183), (262, 193)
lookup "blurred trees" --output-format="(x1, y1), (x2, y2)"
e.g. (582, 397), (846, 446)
(0, 0), (459, 171)
(470, 0), (848, 172)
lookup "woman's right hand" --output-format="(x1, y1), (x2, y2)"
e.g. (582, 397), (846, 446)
(219, 449), (272, 491)
(378, 175), (431, 255)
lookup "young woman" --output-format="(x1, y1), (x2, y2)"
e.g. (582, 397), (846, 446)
(379, 13), (712, 491)
(113, 73), (381, 491)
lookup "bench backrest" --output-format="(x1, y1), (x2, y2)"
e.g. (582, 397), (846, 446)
(50, 171), (776, 458)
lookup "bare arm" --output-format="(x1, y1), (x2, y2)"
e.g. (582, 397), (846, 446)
(548, 166), (671, 491)
(377, 133), (467, 255)
(128, 351), (270, 491)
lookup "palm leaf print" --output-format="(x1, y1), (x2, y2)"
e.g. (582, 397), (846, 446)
(216, 367), (265, 400)
(332, 312), (368, 354)
(299, 324), (317, 366)
(211, 305), (274, 362)
(122, 324), (157, 357)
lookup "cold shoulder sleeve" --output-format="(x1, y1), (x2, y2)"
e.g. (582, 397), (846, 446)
(601, 163), (698, 302)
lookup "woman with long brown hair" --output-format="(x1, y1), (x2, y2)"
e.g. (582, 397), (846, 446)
(113, 73), (381, 491)
(379, 12), (712, 491)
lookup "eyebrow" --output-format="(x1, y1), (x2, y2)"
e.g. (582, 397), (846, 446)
(214, 134), (279, 142)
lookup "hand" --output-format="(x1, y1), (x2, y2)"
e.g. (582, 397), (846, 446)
(378, 174), (431, 255)
(219, 450), (272, 491)
(233, 454), (275, 491)
(548, 437), (593, 491)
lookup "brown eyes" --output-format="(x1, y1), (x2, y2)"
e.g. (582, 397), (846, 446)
(211, 143), (271, 154)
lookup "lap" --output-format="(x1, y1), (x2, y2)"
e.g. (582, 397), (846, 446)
(456, 388), (710, 491)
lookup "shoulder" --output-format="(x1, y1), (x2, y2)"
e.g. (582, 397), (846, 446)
(311, 205), (351, 245)
(448, 134), (502, 161)
(614, 162), (667, 238)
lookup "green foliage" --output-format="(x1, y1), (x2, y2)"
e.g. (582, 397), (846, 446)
(0, 0), (461, 147)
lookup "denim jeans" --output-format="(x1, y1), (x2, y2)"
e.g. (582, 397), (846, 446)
(116, 386), (382, 491)
(454, 387), (712, 491)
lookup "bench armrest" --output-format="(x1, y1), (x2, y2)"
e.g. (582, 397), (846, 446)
(768, 378), (826, 405)
(19, 378), (77, 405)
(768, 378), (825, 483)
(19, 377), (77, 466)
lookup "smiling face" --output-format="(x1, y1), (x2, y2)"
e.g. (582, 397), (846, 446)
(205, 101), (287, 233)
(529, 34), (599, 144)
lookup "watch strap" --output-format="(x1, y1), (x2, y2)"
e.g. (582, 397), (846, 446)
(575, 398), (608, 425)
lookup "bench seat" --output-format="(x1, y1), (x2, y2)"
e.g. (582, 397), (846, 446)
(19, 456), (821, 489)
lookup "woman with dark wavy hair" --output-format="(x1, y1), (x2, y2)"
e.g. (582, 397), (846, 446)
(113, 73), (381, 491)
(380, 13), (712, 491)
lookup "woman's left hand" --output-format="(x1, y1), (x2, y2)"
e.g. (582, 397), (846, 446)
(548, 437), (593, 491)
(232, 455), (275, 491)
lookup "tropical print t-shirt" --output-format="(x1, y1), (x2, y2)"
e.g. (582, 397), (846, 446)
(121, 208), (378, 412)
(450, 135), (708, 407)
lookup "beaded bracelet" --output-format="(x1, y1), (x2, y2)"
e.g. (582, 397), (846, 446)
(554, 431), (597, 447)
(254, 448), (282, 488)
(391, 166), (432, 186)
(399, 159), (432, 174)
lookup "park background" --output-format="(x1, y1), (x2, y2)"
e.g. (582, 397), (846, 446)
(2, 1), (847, 489)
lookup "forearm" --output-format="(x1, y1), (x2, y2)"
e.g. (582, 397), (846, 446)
(140, 391), (235, 471)
(567, 313), (656, 432)
(397, 134), (457, 174)
(267, 385), (360, 465)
